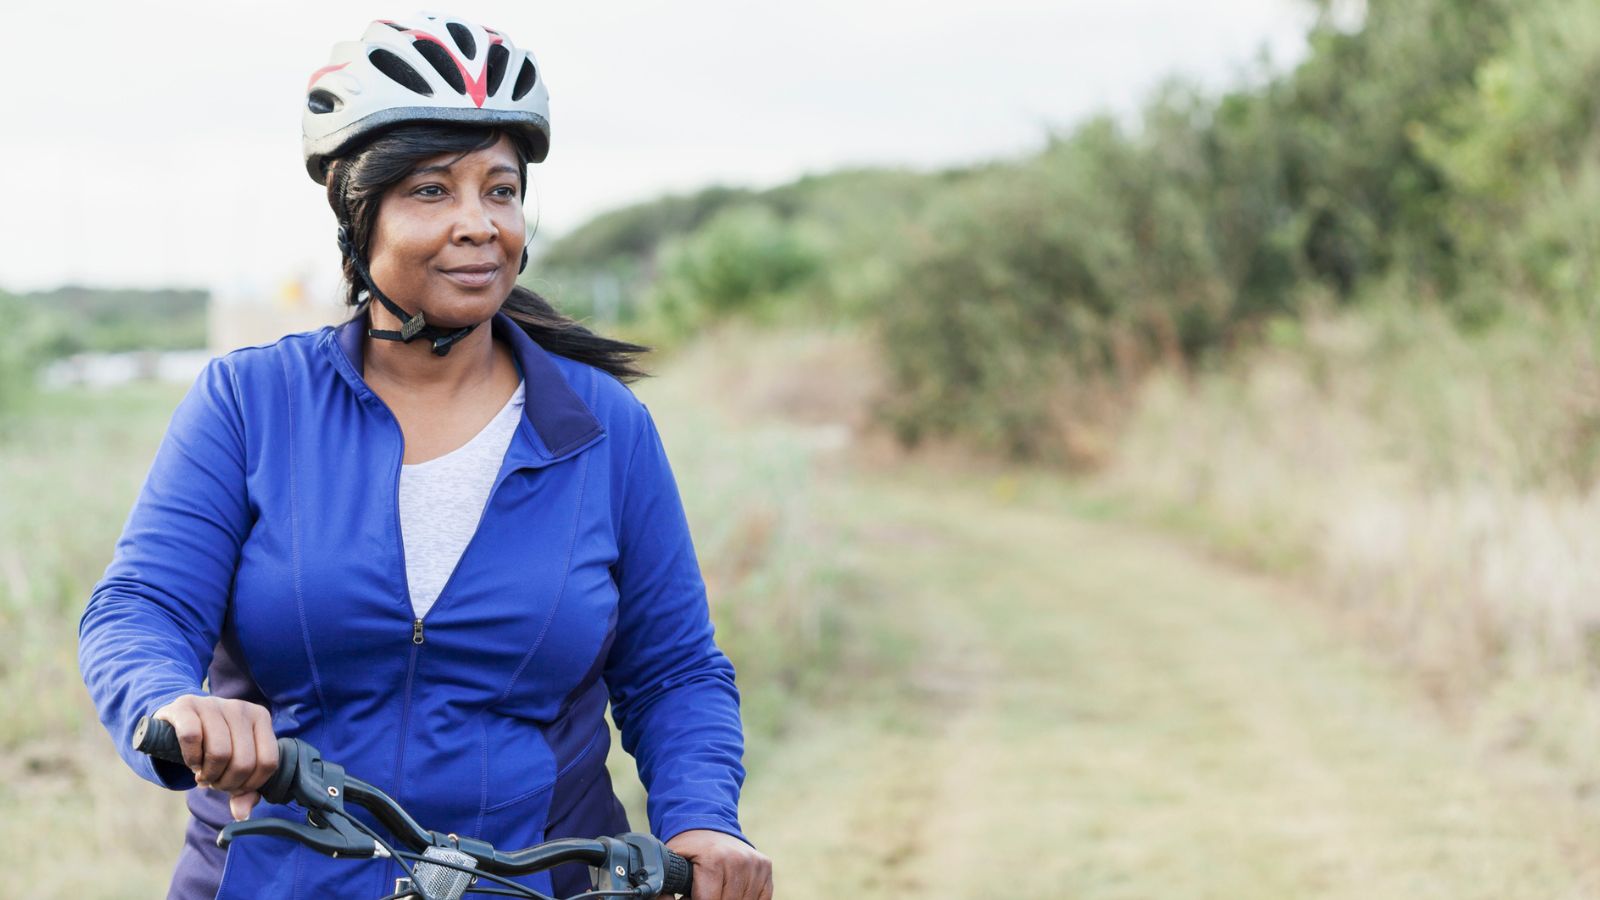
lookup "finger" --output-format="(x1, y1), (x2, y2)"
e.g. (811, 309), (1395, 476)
(229, 790), (260, 822)
(216, 702), (256, 793)
(155, 701), (205, 773)
(196, 700), (234, 786)
(757, 857), (774, 900)
(720, 861), (752, 900)
(243, 705), (279, 794)
(692, 864), (724, 900)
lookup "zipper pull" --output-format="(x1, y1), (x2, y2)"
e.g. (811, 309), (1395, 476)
(412, 618), (425, 645)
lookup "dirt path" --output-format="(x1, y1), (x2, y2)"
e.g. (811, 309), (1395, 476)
(735, 465), (1600, 898)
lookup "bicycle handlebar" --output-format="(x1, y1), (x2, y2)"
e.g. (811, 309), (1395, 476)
(133, 715), (693, 899)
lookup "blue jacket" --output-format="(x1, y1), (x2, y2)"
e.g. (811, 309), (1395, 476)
(78, 312), (746, 898)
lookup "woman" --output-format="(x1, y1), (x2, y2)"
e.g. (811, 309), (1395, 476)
(77, 14), (772, 900)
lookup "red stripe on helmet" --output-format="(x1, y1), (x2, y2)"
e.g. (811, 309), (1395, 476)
(402, 27), (499, 108)
(306, 62), (349, 92)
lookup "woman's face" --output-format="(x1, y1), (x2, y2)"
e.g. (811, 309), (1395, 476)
(366, 135), (525, 328)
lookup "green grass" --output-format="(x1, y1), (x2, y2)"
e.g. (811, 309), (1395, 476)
(0, 382), (192, 896)
(0, 382), (190, 748)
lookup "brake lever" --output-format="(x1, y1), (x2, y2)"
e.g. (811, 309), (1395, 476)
(219, 814), (386, 859)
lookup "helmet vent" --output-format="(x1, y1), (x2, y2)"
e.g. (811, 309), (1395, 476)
(307, 89), (342, 114)
(382, 21), (407, 31)
(485, 44), (509, 96)
(511, 58), (537, 101)
(446, 22), (476, 60)
(413, 39), (466, 94)
(369, 48), (433, 96)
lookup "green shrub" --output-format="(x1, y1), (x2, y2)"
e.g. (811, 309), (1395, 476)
(869, 0), (1535, 458)
(1415, 0), (1600, 318)
(650, 206), (822, 332)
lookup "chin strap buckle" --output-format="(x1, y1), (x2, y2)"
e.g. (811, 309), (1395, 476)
(400, 312), (427, 341)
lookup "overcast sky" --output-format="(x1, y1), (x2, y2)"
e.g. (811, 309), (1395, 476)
(1, 1), (1317, 294)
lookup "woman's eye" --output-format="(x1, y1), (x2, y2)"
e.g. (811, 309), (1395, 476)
(491, 185), (517, 198)
(413, 184), (446, 198)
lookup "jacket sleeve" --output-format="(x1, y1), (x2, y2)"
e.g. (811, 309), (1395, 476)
(603, 405), (749, 846)
(78, 357), (253, 789)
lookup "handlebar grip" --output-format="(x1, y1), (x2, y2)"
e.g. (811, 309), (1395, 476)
(132, 715), (185, 764)
(134, 714), (299, 803)
(256, 739), (304, 806)
(661, 849), (693, 897)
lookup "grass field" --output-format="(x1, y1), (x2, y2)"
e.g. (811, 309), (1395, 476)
(740, 461), (1600, 897)
(9, 324), (1600, 897)
(0, 383), (196, 896)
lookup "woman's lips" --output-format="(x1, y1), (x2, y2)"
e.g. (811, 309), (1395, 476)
(439, 266), (500, 288)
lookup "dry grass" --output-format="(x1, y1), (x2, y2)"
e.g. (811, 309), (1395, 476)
(632, 311), (1600, 843)
(1103, 300), (1600, 786)
(740, 460), (1600, 899)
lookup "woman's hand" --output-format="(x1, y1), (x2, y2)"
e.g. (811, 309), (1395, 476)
(665, 829), (773, 900)
(153, 695), (279, 822)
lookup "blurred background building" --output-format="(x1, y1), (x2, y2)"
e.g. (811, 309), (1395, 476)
(207, 275), (346, 354)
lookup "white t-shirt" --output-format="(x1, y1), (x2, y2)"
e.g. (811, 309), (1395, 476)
(398, 380), (525, 620)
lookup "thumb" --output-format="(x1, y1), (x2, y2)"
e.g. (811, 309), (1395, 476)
(229, 790), (260, 822)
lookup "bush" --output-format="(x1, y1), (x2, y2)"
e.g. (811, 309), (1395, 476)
(650, 206), (822, 333)
(877, 111), (1251, 459)
(0, 292), (62, 424)
(1415, 0), (1600, 317)
(869, 0), (1534, 458)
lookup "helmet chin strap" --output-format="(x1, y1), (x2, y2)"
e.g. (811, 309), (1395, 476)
(337, 225), (477, 357)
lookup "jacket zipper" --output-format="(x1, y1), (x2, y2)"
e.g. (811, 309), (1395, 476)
(391, 445), (519, 795)
(390, 636), (422, 827)
(390, 418), (421, 802)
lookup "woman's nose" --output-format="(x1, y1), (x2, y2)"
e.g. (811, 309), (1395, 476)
(451, 199), (497, 245)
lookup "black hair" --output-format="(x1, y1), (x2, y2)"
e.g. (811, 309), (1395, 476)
(325, 123), (650, 381)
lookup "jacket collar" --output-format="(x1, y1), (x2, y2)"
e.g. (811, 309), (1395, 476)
(326, 310), (605, 463)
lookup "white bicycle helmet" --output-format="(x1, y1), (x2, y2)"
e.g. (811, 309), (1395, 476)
(302, 12), (551, 185)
